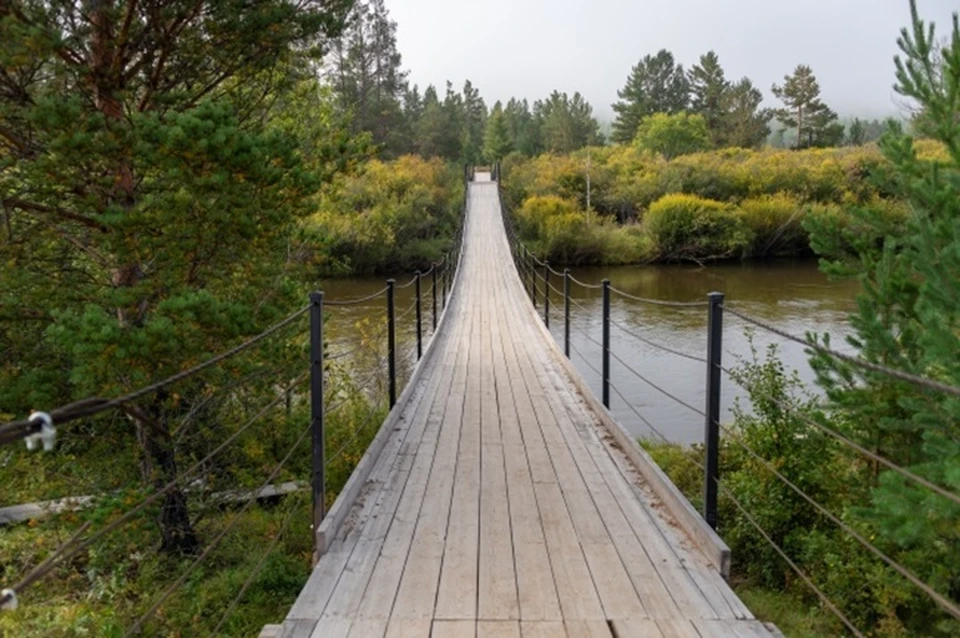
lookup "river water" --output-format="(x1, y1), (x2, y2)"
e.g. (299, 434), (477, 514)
(320, 260), (859, 445)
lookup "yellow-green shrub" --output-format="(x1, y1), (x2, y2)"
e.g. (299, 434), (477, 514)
(645, 193), (752, 260)
(738, 193), (808, 257)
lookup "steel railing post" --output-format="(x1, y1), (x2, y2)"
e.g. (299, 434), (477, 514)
(432, 265), (438, 331)
(703, 292), (725, 530)
(309, 291), (325, 563)
(602, 279), (611, 409)
(543, 261), (550, 328)
(415, 270), (423, 360)
(564, 269), (571, 358)
(387, 279), (397, 408)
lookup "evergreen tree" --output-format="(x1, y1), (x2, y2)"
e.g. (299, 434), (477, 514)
(804, 4), (960, 630)
(719, 78), (773, 148)
(847, 117), (867, 145)
(461, 80), (488, 164)
(484, 101), (513, 161)
(772, 65), (839, 149)
(612, 50), (690, 143)
(688, 51), (730, 145)
(503, 98), (541, 155)
(328, 0), (408, 155)
(0, 0), (352, 553)
(535, 91), (602, 153)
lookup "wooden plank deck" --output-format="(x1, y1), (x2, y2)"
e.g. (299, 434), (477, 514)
(275, 174), (778, 638)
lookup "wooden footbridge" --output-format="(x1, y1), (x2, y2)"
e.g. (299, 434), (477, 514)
(267, 173), (778, 638)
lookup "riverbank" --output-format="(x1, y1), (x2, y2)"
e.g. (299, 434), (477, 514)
(500, 142), (946, 266)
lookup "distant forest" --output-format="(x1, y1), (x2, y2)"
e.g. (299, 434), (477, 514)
(333, 0), (898, 163)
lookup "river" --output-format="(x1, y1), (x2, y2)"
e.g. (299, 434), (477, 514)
(320, 259), (859, 445)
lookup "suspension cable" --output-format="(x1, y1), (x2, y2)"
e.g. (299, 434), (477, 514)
(609, 318), (706, 364)
(0, 306), (310, 446)
(716, 419), (960, 622)
(211, 490), (303, 634)
(0, 372), (309, 608)
(325, 287), (389, 307)
(723, 305), (960, 398)
(608, 349), (705, 417)
(720, 366), (960, 507)
(609, 285), (709, 308)
(124, 421), (313, 636)
(716, 478), (866, 637)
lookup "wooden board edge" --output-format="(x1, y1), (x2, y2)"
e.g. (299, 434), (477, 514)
(314, 222), (468, 559)
(519, 275), (732, 579)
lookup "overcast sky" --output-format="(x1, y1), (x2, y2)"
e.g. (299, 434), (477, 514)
(389, 0), (957, 122)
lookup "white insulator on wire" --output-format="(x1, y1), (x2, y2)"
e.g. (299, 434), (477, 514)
(25, 412), (55, 452)
(0, 589), (17, 611)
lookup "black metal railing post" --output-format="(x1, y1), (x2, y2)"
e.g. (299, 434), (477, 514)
(442, 256), (448, 311)
(415, 270), (423, 360)
(432, 265), (438, 331)
(703, 292), (725, 530)
(602, 279), (611, 409)
(309, 291), (325, 562)
(543, 261), (550, 328)
(564, 268), (571, 358)
(531, 260), (537, 308)
(387, 279), (397, 408)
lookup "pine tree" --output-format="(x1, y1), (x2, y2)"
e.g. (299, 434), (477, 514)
(483, 101), (513, 161)
(460, 80), (488, 165)
(328, 0), (408, 155)
(535, 91), (602, 153)
(689, 51), (730, 145)
(612, 50), (690, 143)
(772, 65), (838, 149)
(503, 98), (541, 156)
(719, 78), (773, 148)
(0, 0), (352, 553)
(804, 3), (960, 630)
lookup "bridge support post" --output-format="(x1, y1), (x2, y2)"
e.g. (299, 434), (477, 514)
(602, 279), (611, 409)
(432, 265), (438, 331)
(564, 269), (571, 358)
(415, 271), (423, 360)
(309, 291), (325, 563)
(543, 261), (550, 328)
(387, 280), (397, 408)
(703, 292), (725, 530)
(442, 255), (448, 311)
(530, 259), (537, 309)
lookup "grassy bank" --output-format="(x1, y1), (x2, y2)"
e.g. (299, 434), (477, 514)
(500, 141), (947, 265)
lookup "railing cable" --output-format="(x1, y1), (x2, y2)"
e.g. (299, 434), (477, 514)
(715, 418), (960, 622)
(716, 478), (866, 637)
(609, 285), (710, 308)
(325, 287), (389, 307)
(720, 366), (960, 507)
(0, 305), (310, 446)
(608, 349), (706, 417)
(610, 318), (706, 364)
(124, 421), (313, 636)
(724, 305), (960, 398)
(0, 371), (309, 609)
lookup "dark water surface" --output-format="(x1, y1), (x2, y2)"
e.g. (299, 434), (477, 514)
(321, 260), (859, 445)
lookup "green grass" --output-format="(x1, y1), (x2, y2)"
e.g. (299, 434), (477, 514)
(736, 585), (839, 637)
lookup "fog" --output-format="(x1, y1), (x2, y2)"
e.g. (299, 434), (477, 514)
(390, 0), (957, 121)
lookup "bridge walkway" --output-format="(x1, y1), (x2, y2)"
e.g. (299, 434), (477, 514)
(275, 174), (776, 638)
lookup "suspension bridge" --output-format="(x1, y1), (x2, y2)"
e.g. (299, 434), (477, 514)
(266, 173), (777, 638)
(2, 170), (959, 637)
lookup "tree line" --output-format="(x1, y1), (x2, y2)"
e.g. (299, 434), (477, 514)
(330, 1), (892, 164)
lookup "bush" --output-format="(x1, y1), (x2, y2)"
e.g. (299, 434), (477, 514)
(738, 193), (808, 257)
(645, 193), (752, 260)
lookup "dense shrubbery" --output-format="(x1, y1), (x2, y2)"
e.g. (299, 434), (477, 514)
(501, 142), (935, 264)
(302, 155), (464, 275)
